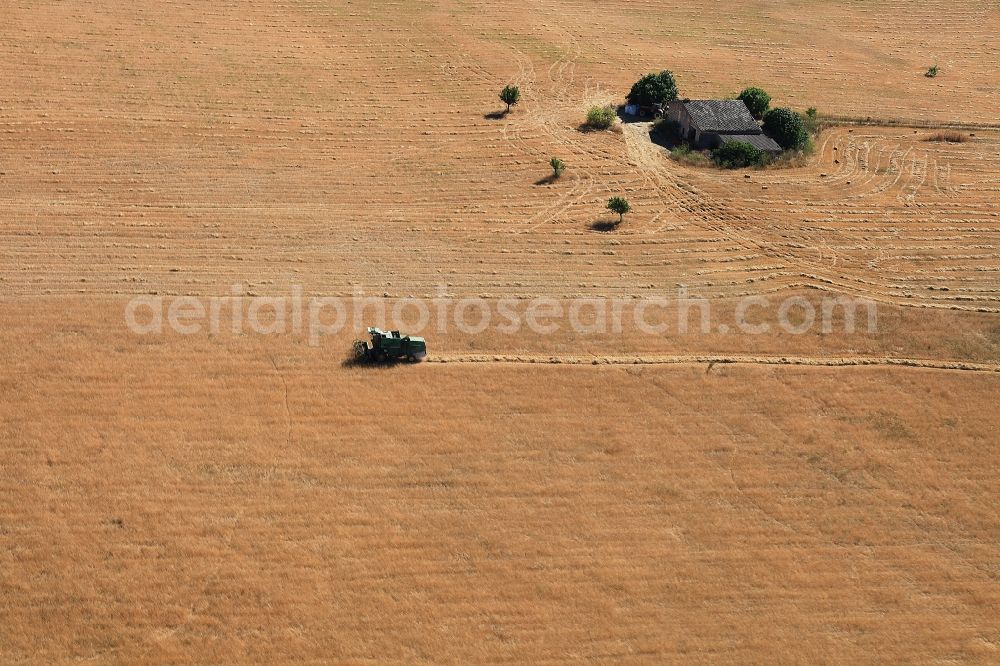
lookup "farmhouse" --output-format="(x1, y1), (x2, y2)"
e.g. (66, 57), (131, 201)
(666, 99), (782, 154)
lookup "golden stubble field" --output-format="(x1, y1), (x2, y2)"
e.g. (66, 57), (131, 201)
(1, 1), (999, 662)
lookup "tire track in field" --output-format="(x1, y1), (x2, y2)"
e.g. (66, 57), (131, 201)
(515, 30), (605, 231)
(622, 124), (882, 303)
(425, 353), (1000, 373)
(442, 46), (590, 229)
(626, 126), (1000, 310)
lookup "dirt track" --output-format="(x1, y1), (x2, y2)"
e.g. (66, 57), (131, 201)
(427, 352), (1000, 373)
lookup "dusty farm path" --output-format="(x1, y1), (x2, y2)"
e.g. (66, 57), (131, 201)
(427, 352), (1000, 373)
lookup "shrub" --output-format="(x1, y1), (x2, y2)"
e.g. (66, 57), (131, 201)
(926, 64), (939, 78)
(763, 107), (808, 150)
(550, 157), (566, 178)
(669, 143), (711, 167)
(713, 141), (766, 169)
(925, 131), (968, 143)
(585, 105), (616, 130)
(738, 87), (770, 119)
(626, 71), (679, 107)
(652, 118), (682, 143)
(499, 85), (521, 112)
(606, 196), (631, 224)
(768, 149), (813, 169)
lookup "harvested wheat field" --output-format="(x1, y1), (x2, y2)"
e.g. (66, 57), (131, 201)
(1, 1), (999, 663)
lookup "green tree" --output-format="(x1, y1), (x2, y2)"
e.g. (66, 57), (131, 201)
(713, 141), (766, 169)
(762, 107), (808, 150)
(550, 157), (566, 178)
(499, 85), (521, 113)
(738, 87), (771, 119)
(626, 71), (679, 108)
(803, 107), (820, 134)
(607, 196), (631, 225)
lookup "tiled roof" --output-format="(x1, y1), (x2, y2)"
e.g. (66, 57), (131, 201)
(720, 133), (783, 153)
(681, 100), (761, 134)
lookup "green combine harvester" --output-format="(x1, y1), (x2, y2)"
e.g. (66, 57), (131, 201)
(353, 327), (427, 363)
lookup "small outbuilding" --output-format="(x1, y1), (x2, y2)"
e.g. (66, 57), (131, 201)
(665, 99), (782, 154)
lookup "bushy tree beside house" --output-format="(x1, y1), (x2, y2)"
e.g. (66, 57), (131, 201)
(737, 87), (771, 119)
(626, 71), (679, 108)
(762, 107), (808, 150)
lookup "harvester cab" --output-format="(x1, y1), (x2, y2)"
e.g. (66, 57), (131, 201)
(353, 327), (427, 363)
